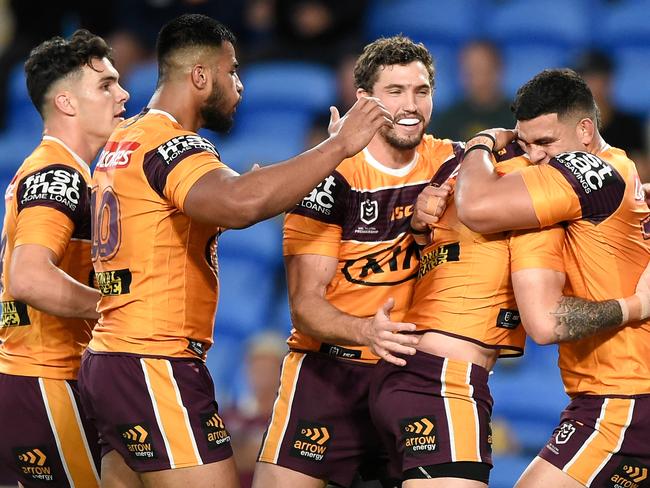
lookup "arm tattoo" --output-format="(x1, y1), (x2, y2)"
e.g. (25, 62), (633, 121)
(551, 296), (623, 342)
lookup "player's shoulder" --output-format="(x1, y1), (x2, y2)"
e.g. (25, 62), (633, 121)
(419, 134), (461, 160)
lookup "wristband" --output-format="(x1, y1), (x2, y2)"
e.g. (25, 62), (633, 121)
(616, 297), (629, 324)
(463, 144), (492, 156)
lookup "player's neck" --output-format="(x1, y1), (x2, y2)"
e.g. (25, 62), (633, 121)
(149, 84), (201, 133)
(366, 137), (418, 169)
(43, 123), (96, 164)
(587, 132), (609, 155)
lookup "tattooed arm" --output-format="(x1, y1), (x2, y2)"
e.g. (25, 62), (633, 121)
(512, 267), (650, 345)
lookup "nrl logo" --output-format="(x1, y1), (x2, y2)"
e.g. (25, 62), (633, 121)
(555, 422), (576, 445)
(360, 198), (378, 225)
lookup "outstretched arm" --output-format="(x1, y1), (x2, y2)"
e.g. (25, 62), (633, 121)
(184, 97), (393, 229)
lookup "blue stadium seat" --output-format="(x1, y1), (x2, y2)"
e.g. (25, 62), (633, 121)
(611, 47), (650, 115)
(501, 45), (570, 97)
(214, 256), (276, 338)
(597, 0), (650, 49)
(491, 454), (534, 488)
(217, 131), (306, 174)
(6, 62), (41, 134)
(486, 0), (592, 49)
(204, 330), (246, 408)
(123, 60), (157, 117)
(365, 0), (481, 46)
(238, 61), (336, 115)
(490, 340), (567, 452)
(218, 218), (284, 265)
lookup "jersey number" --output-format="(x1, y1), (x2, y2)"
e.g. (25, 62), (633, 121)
(91, 187), (121, 261)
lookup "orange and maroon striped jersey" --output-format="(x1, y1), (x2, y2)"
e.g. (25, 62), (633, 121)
(404, 144), (565, 357)
(88, 109), (228, 359)
(0, 136), (94, 379)
(521, 146), (650, 396)
(284, 135), (463, 362)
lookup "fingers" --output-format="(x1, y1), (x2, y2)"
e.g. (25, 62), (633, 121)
(376, 348), (408, 367)
(381, 297), (395, 315)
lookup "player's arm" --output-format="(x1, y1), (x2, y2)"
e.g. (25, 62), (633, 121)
(286, 253), (419, 366)
(9, 244), (100, 320)
(183, 97), (392, 229)
(455, 130), (540, 233)
(513, 267), (650, 344)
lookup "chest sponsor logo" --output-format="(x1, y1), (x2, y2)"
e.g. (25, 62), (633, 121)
(0, 300), (30, 327)
(200, 411), (231, 449)
(300, 175), (337, 216)
(19, 167), (82, 212)
(496, 308), (521, 329)
(360, 198), (378, 225)
(118, 423), (156, 459)
(342, 241), (419, 286)
(401, 416), (438, 455)
(13, 447), (55, 482)
(157, 135), (218, 164)
(95, 269), (132, 296)
(554, 152), (616, 194)
(96, 141), (141, 171)
(609, 459), (649, 488)
(290, 420), (331, 462)
(418, 242), (460, 278)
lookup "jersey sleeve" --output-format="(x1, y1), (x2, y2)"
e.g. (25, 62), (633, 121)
(14, 206), (74, 260)
(520, 151), (626, 227)
(283, 171), (348, 257)
(509, 225), (565, 274)
(142, 135), (228, 211)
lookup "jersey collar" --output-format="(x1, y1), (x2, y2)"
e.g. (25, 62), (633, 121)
(362, 148), (419, 177)
(42, 135), (91, 174)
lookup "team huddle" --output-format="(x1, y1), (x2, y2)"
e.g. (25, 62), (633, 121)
(0, 12), (649, 488)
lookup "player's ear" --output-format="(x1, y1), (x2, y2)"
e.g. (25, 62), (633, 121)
(191, 64), (208, 91)
(577, 117), (595, 147)
(356, 87), (370, 101)
(53, 91), (76, 117)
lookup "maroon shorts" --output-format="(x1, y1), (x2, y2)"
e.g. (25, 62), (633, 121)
(540, 394), (650, 487)
(257, 351), (390, 487)
(0, 372), (100, 487)
(369, 351), (493, 481)
(77, 350), (233, 472)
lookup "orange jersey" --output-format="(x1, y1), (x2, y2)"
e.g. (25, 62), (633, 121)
(521, 146), (650, 396)
(284, 136), (462, 362)
(0, 136), (94, 379)
(405, 144), (565, 357)
(88, 109), (228, 359)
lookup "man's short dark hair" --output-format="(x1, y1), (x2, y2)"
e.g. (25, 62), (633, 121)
(354, 35), (434, 92)
(511, 68), (599, 123)
(25, 29), (112, 117)
(156, 14), (236, 82)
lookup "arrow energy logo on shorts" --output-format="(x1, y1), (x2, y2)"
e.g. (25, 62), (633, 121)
(200, 411), (231, 449)
(401, 416), (438, 455)
(609, 459), (649, 488)
(13, 447), (55, 482)
(290, 420), (332, 462)
(118, 423), (157, 459)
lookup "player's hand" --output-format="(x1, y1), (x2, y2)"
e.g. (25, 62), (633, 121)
(635, 259), (650, 296)
(412, 184), (452, 231)
(468, 128), (517, 152)
(365, 298), (420, 367)
(330, 97), (393, 157)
